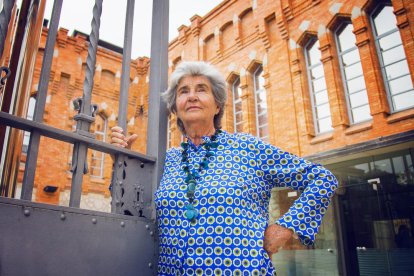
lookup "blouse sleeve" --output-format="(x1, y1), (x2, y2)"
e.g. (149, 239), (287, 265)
(254, 137), (338, 246)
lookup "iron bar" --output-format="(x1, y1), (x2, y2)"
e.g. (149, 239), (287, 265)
(146, 1), (169, 269)
(20, 0), (63, 200)
(0, 112), (156, 162)
(69, 0), (103, 207)
(117, 0), (134, 132)
(147, 0), (169, 215)
(0, 0), (14, 59)
(111, 0), (135, 213)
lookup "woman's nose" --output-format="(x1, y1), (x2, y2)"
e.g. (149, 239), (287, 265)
(187, 90), (198, 101)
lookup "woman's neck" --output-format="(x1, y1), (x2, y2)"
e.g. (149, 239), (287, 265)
(185, 124), (216, 146)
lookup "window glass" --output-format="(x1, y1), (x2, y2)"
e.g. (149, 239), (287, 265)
(344, 63), (363, 80)
(336, 22), (371, 124)
(90, 114), (107, 178)
(307, 40), (321, 66)
(22, 97), (36, 153)
(326, 150), (414, 275)
(347, 76), (366, 94)
(352, 105), (372, 122)
(253, 67), (269, 138)
(389, 75), (414, 95)
(313, 77), (327, 92)
(342, 50), (360, 66)
(349, 91), (369, 107)
(393, 92), (414, 110)
(338, 24), (356, 52)
(258, 125), (269, 138)
(316, 103), (331, 119)
(306, 38), (332, 133)
(315, 90), (329, 105)
(385, 60), (410, 80)
(318, 117), (332, 133)
(311, 66), (324, 79)
(379, 31), (402, 51)
(372, 5), (414, 112)
(382, 45), (406, 65)
(373, 6), (397, 36)
(232, 78), (243, 133)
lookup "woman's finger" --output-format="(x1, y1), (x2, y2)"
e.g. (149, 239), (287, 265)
(111, 132), (126, 141)
(111, 137), (128, 147)
(126, 134), (138, 149)
(111, 126), (124, 133)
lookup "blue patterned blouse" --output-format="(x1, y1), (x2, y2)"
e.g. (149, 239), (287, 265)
(154, 131), (338, 275)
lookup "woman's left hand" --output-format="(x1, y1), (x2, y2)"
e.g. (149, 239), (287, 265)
(263, 224), (293, 257)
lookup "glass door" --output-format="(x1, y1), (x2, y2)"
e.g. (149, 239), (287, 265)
(331, 150), (414, 276)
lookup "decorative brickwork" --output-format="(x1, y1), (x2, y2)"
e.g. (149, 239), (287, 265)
(168, 0), (414, 157)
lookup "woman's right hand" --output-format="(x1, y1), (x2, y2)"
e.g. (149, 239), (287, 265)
(110, 126), (138, 149)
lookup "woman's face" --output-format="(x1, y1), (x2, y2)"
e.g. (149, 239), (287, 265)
(175, 75), (219, 129)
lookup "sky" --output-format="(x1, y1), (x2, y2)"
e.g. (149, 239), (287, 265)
(43, 0), (223, 58)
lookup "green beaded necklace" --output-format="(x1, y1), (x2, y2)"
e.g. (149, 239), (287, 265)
(181, 129), (221, 221)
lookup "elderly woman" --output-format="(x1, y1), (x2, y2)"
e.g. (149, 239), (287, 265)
(111, 61), (337, 276)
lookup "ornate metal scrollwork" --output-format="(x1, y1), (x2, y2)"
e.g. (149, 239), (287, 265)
(0, 66), (11, 90)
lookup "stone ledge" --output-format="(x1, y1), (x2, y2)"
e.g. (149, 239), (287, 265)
(387, 108), (414, 124)
(310, 132), (334, 145)
(345, 120), (373, 135)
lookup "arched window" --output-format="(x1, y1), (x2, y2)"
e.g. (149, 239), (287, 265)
(232, 77), (243, 133)
(336, 23), (371, 124)
(371, 5), (414, 111)
(240, 8), (254, 41)
(172, 56), (182, 72)
(204, 34), (215, 61)
(101, 69), (115, 90)
(305, 38), (332, 134)
(167, 114), (173, 148)
(22, 97), (36, 153)
(253, 66), (269, 141)
(221, 21), (235, 52)
(90, 114), (107, 178)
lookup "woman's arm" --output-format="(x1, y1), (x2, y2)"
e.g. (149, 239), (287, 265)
(253, 137), (338, 252)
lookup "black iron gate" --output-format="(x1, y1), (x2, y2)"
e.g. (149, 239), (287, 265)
(0, 0), (169, 275)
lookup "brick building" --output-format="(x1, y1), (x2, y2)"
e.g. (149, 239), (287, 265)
(14, 27), (151, 211)
(3, 0), (414, 275)
(165, 0), (414, 274)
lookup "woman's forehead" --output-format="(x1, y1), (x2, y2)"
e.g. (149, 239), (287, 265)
(177, 75), (211, 88)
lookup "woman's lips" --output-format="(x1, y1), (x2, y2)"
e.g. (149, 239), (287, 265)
(187, 106), (202, 111)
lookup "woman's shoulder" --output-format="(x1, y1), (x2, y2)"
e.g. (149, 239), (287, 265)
(165, 147), (183, 161)
(222, 130), (268, 146)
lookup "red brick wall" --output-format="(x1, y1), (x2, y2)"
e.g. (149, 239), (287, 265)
(23, 28), (150, 204)
(168, 0), (414, 157)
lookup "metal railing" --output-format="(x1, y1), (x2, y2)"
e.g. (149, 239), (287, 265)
(0, 0), (169, 217)
(0, 0), (169, 274)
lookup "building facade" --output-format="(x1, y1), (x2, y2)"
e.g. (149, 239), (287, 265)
(166, 0), (414, 275)
(4, 0), (414, 275)
(14, 26), (151, 211)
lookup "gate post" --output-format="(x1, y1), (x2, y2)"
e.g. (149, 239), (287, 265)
(146, 0), (169, 217)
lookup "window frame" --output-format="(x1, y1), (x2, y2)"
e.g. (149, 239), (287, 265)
(370, 4), (414, 113)
(335, 21), (372, 124)
(232, 77), (243, 133)
(304, 37), (333, 134)
(90, 114), (108, 178)
(252, 65), (269, 142)
(22, 97), (37, 153)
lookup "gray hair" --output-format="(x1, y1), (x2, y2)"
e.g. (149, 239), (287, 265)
(161, 61), (227, 134)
